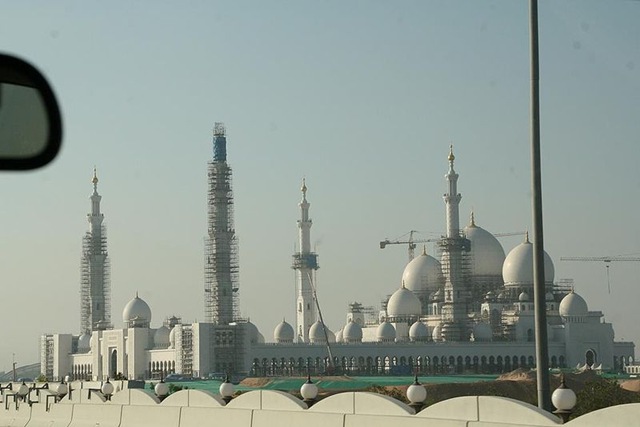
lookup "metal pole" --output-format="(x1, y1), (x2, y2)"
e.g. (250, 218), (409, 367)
(529, 0), (552, 412)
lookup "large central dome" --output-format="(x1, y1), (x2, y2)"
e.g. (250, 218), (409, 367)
(464, 213), (505, 277)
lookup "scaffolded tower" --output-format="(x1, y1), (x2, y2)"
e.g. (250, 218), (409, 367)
(80, 168), (111, 334)
(204, 123), (239, 325)
(291, 179), (319, 343)
(438, 146), (471, 342)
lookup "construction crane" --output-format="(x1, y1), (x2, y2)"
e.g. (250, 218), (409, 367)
(560, 256), (640, 294)
(379, 230), (440, 261)
(380, 230), (526, 262)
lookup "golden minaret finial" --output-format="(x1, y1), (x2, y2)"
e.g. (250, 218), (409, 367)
(92, 167), (99, 185)
(448, 144), (455, 162)
(301, 177), (307, 194)
(469, 209), (476, 227)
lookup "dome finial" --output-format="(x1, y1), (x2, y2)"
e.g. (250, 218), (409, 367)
(422, 245), (427, 256)
(469, 209), (476, 227)
(448, 144), (455, 162)
(135, 290), (139, 298)
(524, 231), (530, 243)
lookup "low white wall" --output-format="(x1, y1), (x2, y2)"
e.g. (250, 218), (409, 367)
(2, 388), (640, 427)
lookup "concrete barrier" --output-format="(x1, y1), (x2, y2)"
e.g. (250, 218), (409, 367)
(67, 404), (123, 427)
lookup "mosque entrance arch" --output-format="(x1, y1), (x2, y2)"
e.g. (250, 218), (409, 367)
(110, 349), (118, 378)
(585, 349), (596, 367)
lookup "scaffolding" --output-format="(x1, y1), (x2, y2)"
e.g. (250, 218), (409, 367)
(436, 233), (472, 341)
(80, 224), (111, 334)
(204, 123), (239, 325)
(40, 334), (54, 381)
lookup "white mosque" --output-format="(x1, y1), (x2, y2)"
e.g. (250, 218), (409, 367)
(41, 141), (635, 381)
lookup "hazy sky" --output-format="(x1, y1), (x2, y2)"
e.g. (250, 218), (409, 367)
(0, 0), (639, 372)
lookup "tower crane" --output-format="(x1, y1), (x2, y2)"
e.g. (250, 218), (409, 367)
(379, 230), (440, 262)
(380, 230), (526, 262)
(559, 256), (640, 294)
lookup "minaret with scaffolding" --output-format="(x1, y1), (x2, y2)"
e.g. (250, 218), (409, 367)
(292, 179), (319, 343)
(438, 146), (471, 341)
(204, 123), (239, 325)
(80, 168), (111, 334)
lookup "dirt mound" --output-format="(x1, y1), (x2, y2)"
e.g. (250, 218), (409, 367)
(497, 368), (536, 382)
(620, 379), (640, 393)
(240, 377), (271, 387)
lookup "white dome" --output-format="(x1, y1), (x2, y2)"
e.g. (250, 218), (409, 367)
(519, 291), (530, 302)
(387, 286), (422, 317)
(246, 321), (264, 344)
(343, 320), (363, 343)
(122, 293), (152, 326)
(154, 326), (170, 348)
(559, 290), (588, 317)
(376, 321), (396, 342)
(502, 236), (555, 285)
(169, 327), (176, 349)
(309, 321), (335, 344)
(473, 323), (493, 341)
(409, 321), (429, 342)
(335, 328), (343, 343)
(78, 334), (91, 352)
(401, 249), (443, 293)
(464, 215), (506, 277)
(274, 319), (294, 343)
(432, 323), (443, 342)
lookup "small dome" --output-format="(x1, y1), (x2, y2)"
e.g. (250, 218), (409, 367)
(154, 326), (170, 348)
(434, 288), (444, 301)
(376, 321), (396, 342)
(409, 321), (429, 342)
(546, 291), (555, 302)
(122, 293), (152, 326)
(343, 320), (363, 343)
(519, 291), (529, 302)
(432, 323), (443, 342)
(309, 321), (334, 344)
(274, 319), (294, 343)
(169, 327), (176, 349)
(387, 286), (422, 318)
(401, 249), (444, 293)
(78, 334), (91, 352)
(559, 290), (588, 317)
(497, 292), (506, 301)
(502, 236), (555, 285)
(473, 323), (493, 341)
(335, 328), (343, 343)
(464, 215), (506, 277)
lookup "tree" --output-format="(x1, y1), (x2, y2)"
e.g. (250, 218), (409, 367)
(571, 379), (640, 419)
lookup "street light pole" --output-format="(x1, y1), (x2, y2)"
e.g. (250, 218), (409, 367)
(529, 0), (552, 412)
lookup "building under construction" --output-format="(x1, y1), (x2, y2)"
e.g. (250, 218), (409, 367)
(80, 168), (111, 334)
(204, 123), (239, 325)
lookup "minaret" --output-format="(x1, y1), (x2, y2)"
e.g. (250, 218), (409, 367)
(204, 123), (239, 325)
(439, 146), (470, 341)
(292, 179), (319, 343)
(80, 168), (111, 334)
(444, 145), (461, 238)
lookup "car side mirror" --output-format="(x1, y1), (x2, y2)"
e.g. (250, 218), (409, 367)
(0, 53), (62, 170)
